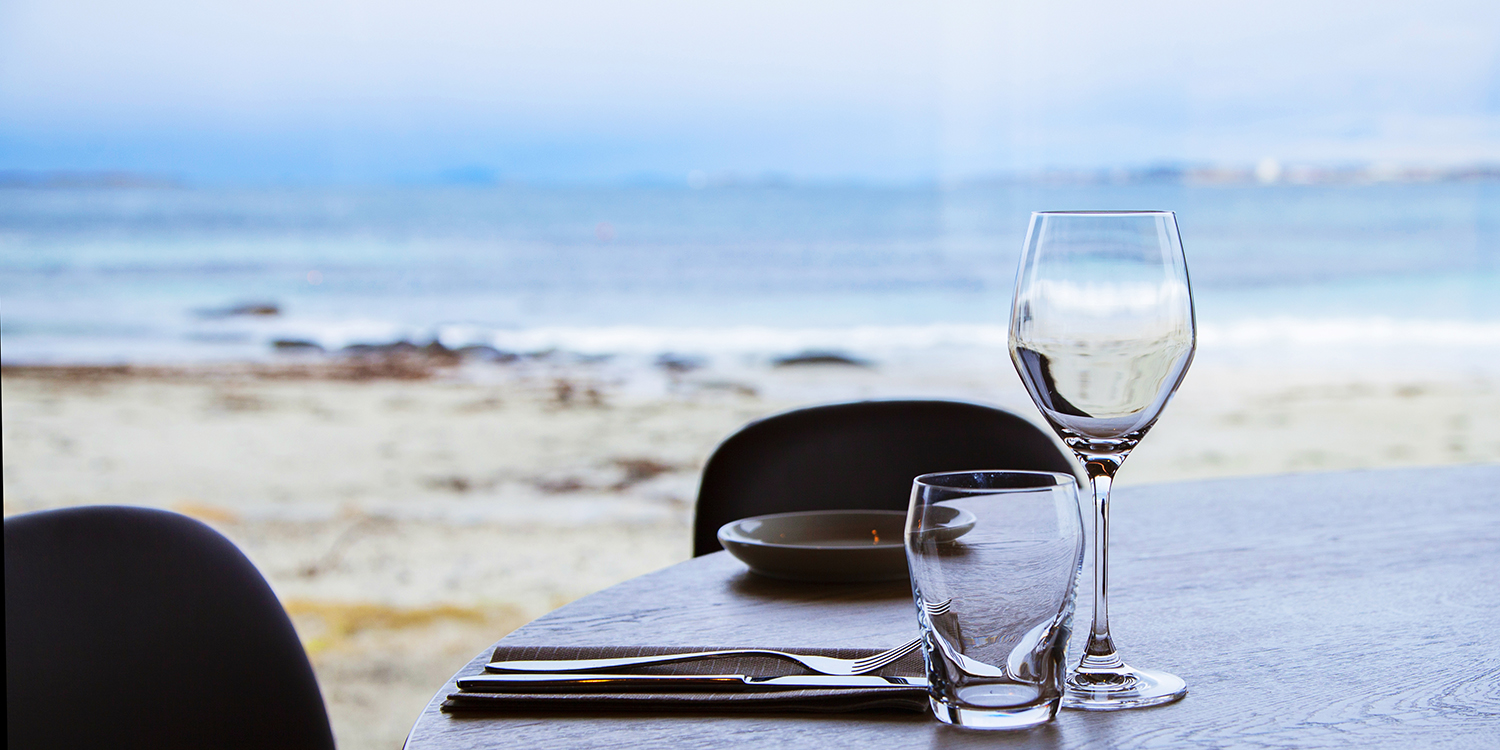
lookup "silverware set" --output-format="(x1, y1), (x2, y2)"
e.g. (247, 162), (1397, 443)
(487, 637), (921, 676)
(469, 638), (926, 692)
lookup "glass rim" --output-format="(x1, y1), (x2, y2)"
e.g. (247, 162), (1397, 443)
(1032, 210), (1174, 216)
(912, 469), (1077, 492)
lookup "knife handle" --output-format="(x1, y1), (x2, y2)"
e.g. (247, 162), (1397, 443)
(458, 673), (746, 692)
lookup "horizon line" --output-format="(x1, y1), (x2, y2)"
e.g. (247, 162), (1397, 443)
(3, 160), (1499, 191)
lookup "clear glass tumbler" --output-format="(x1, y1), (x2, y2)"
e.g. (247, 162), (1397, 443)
(905, 471), (1085, 729)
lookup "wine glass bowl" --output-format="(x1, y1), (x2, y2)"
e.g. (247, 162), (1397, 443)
(1008, 210), (1195, 710)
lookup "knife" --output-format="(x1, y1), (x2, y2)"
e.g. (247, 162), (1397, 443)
(456, 673), (927, 692)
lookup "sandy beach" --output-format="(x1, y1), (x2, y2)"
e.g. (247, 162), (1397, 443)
(4, 345), (1498, 749)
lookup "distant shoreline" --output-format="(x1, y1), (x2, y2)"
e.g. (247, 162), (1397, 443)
(6, 312), (1500, 373)
(5, 163), (1500, 191)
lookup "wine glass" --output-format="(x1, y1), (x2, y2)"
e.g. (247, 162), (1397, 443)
(1007, 210), (1194, 710)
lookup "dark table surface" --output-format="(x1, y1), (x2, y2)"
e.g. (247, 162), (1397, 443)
(404, 465), (1500, 749)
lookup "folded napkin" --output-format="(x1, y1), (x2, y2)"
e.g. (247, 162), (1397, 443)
(442, 644), (928, 714)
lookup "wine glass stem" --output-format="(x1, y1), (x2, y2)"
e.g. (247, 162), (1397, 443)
(1080, 456), (1125, 671)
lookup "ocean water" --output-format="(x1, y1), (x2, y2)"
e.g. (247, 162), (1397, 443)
(1, 182), (1497, 367)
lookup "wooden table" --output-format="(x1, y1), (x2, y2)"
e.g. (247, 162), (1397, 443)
(405, 466), (1500, 748)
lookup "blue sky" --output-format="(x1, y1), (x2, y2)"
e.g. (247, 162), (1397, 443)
(1, 0), (1497, 185)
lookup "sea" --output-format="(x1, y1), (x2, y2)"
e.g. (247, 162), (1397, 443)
(2, 181), (1498, 373)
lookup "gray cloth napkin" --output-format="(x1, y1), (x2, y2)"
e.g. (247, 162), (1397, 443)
(442, 645), (929, 714)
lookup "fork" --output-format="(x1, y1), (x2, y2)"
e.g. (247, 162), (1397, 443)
(485, 637), (922, 676)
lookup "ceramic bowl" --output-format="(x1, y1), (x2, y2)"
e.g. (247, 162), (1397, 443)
(717, 507), (976, 583)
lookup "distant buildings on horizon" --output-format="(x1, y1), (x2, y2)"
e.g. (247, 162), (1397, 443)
(955, 160), (1500, 188)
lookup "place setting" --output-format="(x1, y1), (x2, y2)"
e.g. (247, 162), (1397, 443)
(442, 211), (1199, 729)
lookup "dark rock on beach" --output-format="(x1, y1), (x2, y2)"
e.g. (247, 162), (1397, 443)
(456, 345), (520, 363)
(771, 351), (872, 368)
(655, 353), (706, 374)
(198, 302), (281, 318)
(526, 349), (614, 364)
(255, 335), (527, 379)
(420, 340), (461, 363)
(325, 339), (463, 379)
(342, 341), (419, 356)
(339, 339), (518, 363)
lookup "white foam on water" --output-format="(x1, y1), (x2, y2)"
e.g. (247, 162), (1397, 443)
(9, 304), (1500, 372)
(471, 323), (1015, 356)
(1199, 317), (1500, 347)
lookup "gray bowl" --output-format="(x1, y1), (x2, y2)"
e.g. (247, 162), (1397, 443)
(717, 507), (975, 583)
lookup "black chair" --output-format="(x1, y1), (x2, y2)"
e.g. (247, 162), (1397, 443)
(692, 399), (1077, 556)
(5, 506), (335, 750)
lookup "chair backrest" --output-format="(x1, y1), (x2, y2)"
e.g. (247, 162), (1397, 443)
(691, 399), (1077, 556)
(5, 506), (335, 750)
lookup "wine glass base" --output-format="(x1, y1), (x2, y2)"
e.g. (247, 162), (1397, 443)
(1061, 666), (1186, 711)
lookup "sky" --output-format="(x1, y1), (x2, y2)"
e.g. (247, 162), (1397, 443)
(1, 0), (1497, 185)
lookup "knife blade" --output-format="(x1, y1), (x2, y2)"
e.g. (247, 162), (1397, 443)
(456, 672), (927, 693)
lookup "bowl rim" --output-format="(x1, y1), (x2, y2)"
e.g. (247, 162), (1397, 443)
(717, 509), (908, 551)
